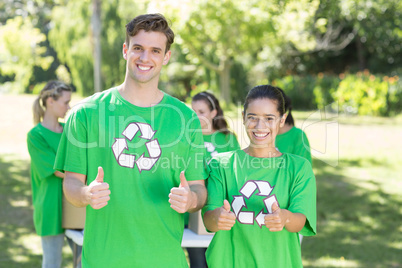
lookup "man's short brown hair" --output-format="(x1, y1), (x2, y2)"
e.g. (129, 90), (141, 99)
(125, 13), (175, 53)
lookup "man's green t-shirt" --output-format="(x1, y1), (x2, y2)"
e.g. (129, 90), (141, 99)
(203, 132), (240, 162)
(27, 123), (64, 236)
(204, 150), (316, 268)
(276, 126), (312, 165)
(55, 88), (207, 268)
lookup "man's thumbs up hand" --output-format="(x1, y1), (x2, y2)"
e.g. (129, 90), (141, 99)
(169, 171), (196, 213)
(87, 167), (110, 209)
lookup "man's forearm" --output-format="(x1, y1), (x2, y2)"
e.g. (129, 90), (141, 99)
(63, 174), (89, 208)
(188, 184), (207, 213)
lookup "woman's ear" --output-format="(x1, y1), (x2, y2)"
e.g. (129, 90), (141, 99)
(242, 111), (245, 125)
(279, 114), (287, 128)
(45, 97), (54, 108)
(211, 109), (218, 119)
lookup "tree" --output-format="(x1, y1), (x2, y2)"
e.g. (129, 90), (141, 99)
(165, 0), (272, 103)
(49, 0), (147, 95)
(0, 16), (53, 93)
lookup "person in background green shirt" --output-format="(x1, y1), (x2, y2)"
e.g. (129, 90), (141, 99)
(188, 91), (240, 268)
(192, 91), (240, 162)
(203, 85), (316, 268)
(275, 87), (313, 245)
(27, 81), (79, 268)
(275, 87), (312, 166)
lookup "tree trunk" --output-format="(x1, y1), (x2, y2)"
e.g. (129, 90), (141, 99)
(219, 59), (232, 103)
(356, 36), (366, 71)
(92, 0), (102, 92)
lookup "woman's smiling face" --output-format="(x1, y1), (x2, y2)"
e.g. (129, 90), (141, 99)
(243, 98), (286, 148)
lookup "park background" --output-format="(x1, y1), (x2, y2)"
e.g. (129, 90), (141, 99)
(0, 0), (401, 267)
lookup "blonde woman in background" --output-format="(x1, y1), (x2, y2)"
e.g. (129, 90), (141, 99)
(27, 81), (78, 268)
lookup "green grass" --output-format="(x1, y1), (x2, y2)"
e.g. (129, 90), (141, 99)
(1, 94), (401, 267)
(0, 154), (74, 267)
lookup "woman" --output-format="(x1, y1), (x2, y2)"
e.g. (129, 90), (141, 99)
(202, 85), (316, 267)
(275, 87), (312, 166)
(192, 91), (240, 162)
(27, 81), (73, 268)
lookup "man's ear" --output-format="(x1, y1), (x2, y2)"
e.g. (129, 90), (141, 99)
(122, 43), (128, 60)
(163, 50), (171, 65)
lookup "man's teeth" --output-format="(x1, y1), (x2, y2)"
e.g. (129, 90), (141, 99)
(138, 65), (151, 71)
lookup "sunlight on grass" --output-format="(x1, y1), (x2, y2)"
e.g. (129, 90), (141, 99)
(10, 199), (30, 208)
(304, 256), (361, 267)
(388, 241), (402, 250)
(18, 233), (42, 255)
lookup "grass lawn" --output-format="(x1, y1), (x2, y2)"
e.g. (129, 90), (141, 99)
(0, 94), (401, 267)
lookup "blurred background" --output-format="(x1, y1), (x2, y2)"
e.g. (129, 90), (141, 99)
(0, 0), (401, 267)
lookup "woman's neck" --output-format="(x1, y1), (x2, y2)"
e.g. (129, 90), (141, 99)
(41, 113), (62, 133)
(278, 123), (293, 135)
(244, 146), (282, 158)
(202, 128), (216, 135)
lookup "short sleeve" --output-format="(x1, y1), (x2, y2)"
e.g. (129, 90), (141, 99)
(54, 107), (88, 176)
(27, 130), (56, 180)
(202, 158), (225, 214)
(287, 160), (317, 236)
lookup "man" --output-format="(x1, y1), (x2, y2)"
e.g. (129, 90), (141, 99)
(55, 14), (207, 267)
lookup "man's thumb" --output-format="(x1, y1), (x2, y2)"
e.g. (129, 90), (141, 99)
(271, 202), (280, 213)
(223, 200), (231, 212)
(179, 171), (189, 188)
(96, 166), (104, 183)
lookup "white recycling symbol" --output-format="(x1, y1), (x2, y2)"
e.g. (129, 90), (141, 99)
(231, 180), (278, 228)
(111, 122), (161, 172)
(205, 142), (218, 157)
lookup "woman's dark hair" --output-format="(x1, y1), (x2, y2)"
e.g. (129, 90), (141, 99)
(192, 91), (230, 134)
(243, 85), (286, 117)
(275, 87), (295, 126)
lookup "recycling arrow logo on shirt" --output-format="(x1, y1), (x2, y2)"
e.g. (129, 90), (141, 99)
(111, 122), (161, 172)
(205, 142), (218, 157)
(231, 180), (278, 228)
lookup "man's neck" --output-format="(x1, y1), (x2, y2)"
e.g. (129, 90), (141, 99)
(119, 81), (164, 107)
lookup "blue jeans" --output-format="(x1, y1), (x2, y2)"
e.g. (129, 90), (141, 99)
(41, 234), (64, 268)
(41, 234), (82, 268)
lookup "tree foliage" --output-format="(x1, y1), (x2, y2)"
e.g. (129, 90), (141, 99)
(0, 16), (53, 93)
